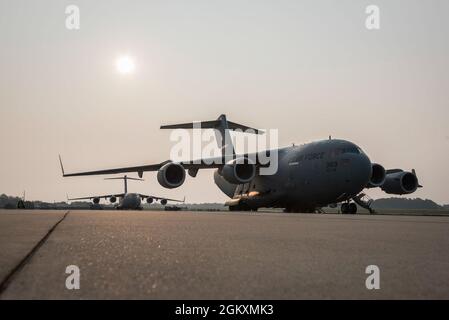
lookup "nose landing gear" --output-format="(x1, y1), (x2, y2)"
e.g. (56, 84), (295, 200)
(341, 202), (357, 214)
(352, 193), (376, 214)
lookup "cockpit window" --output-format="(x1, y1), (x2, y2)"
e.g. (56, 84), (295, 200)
(330, 146), (361, 157)
(342, 146), (360, 154)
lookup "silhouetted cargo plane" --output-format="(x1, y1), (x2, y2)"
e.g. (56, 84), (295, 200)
(65, 175), (184, 210)
(61, 115), (421, 213)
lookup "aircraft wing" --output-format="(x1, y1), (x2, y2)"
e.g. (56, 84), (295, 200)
(139, 195), (185, 203)
(385, 169), (404, 174)
(68, 193), (124, 201)
(60, 155), (168, 177)
(59, 115), (269, 178)
(59, 153), (270, 178)
(60, 156), (239, 178)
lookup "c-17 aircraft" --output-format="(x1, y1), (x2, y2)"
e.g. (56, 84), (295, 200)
(60, 114), (421, 214)
(65, 174), (185, 210)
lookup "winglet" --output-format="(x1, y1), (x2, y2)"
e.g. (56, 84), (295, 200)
(412, 169), (423, 188)
(59, 155), (65, 176)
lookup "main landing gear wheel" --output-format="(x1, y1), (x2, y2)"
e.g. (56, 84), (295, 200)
(349, 203), (357, 214)
(341, 203), (357, 214)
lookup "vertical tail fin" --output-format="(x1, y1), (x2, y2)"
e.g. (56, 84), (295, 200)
(104, 175), (144, 194)
(160, 114), (264, 159)
(215, 114), (234, 158)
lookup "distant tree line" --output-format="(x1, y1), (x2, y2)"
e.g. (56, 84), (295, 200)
(372, 197), (444, 210)
(0, 194), (92, 210)
(0, 193), (447, 211)
(0, 194), (22, 209)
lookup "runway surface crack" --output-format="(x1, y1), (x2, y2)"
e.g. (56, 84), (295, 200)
(0, 210), (71, 296)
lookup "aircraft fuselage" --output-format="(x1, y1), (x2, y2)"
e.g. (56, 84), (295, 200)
(117, 193), (142, 210)
(216, 139), (372, 211)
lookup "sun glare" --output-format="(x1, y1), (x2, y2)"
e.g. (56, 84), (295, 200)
(116, 55), (135, 74)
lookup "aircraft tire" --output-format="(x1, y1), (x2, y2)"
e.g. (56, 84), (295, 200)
(349, 203), (357, 214)
(17, 200), (25, 209)
(341, 203), (349, 214)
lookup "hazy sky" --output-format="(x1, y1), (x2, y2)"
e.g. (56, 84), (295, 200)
(1, 0), (448, 204)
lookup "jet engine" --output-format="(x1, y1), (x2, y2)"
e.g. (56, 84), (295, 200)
(92, 197), (100, 204)
(109, 196), (116, 203)
(366, 163), (386, 188)
(160, 199), (167, 205)
(381, 170), (419, 195)
(157, 162), (186, 189)
(146, 197), (153, 204)
(221, 157), (256, 184)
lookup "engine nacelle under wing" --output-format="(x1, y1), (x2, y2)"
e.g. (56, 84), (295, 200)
(381, 170), (419, 195)
(220, 157), (256, 185)
(214, 169), (238, 198)
(157, 162), (186, 189)
(366, 163), (386, 188)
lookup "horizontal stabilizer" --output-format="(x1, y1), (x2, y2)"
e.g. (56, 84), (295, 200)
(161, 114), (263, 157)
(160, 115), (264, 134)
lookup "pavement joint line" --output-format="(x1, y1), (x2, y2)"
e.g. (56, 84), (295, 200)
(0, 210), (71, 297)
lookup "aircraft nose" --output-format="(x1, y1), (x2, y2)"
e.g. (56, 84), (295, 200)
(339, 149), (372, 198)
(355, 152), (372, 187)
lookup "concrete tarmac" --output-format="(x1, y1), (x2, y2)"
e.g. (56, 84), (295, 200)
(1, 209), (449, 299)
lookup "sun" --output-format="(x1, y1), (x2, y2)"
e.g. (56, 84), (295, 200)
(116, 55), (135, 74)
